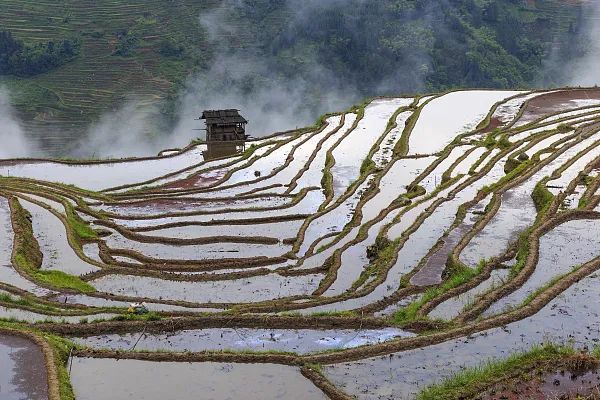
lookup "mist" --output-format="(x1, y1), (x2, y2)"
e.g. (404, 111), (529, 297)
(170, 1), (364, 142)
(0, 88), (37, 158)
(0, 0), (436, 159)
(67, 0), (369, 158)
(70, 100), (195, 159)
(169, 0), (433, 143)
(567, 1), (600, 86)
(3, 0), (595, 159)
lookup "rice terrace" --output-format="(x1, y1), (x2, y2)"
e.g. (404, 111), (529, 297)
(2, 87), (600, 399)
(3, 0), (600, 398)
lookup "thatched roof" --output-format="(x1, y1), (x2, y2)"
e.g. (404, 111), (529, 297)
(201, 109), (248, 125)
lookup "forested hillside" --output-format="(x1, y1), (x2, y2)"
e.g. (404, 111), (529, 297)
(0, 0), (591, 154)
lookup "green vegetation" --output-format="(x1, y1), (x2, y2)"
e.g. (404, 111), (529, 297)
(65, 203), (98, 241)
(320, 152), (335, 202)
(531, 181), (554, 213)
(0, 0), (588, 147)
(392, 263), (481, 324)
(0, 30), (80, 76)
(34, 270), (95, 293)
(10, 197), (95, 293)
(44, 333), (78, 400)
(360, 157), (376, 175)
(111, 311), (162, 322)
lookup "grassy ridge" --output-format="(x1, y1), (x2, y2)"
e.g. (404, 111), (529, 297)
(10, 197), (95, 293)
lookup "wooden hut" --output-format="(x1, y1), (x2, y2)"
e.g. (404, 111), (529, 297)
(201, 109), (248, 159)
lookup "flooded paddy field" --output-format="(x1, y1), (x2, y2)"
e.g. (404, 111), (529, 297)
(2, 88), (600, 399)
(0, 334), (48, 400)
(73, 327), (414, 354)
(71, 358), (326, 400)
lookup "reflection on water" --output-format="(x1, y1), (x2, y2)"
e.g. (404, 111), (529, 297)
(0, 335), (48, 400)
(71, 358), (326, 400)
(203, 142), (244, 160)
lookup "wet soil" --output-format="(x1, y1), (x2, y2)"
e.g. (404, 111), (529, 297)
(517, 88), (600, 126)
(480, 368), (600, 400)
(325, 271), (600, 399)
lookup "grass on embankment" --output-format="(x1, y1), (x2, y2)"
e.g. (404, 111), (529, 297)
(10, 198), (95, 293)
(417, 343), (582, 400)
(391, 263), (481, 325)
(65, 203), (98, 241)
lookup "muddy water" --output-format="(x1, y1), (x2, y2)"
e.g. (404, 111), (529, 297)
(217, 132), (314, 188)
(307, 149), (521, 313)
(155, 168), (229, 191)
(71, 358), (326, 400)
(116, 190), (324, 230)
(298, 178), (373, 256)
(364, 157), (435, 223)
(82, 243), (103, 263)
(330, 98), (410, 201)
(546, 145), (600, 193)
(0, 145), (205, 191)
(419, 148), (467, 193)
(73, 327), (414, 354)
(461, 135), (600, 267)
(138, 220), (304, 240)
(110, 154), (242, 193)
(484, 219), (600, 316)
(524, 131), (574, 158)
(94, 196), (290, 216)
(322, 157), (436, 296)
(491, 92), (542, 125)
(0, 264), (54, 297)
(540, 105), (600, 124)
(460, 190), (534, 268)
(52, 293), (224, 313)
(510, 113), (600, 142)
(299, 180), (474, 313)
(409, 197), (488, 286)
(104, 231), (291, 260)
(292, 113), (358, 193)
(0, 197), (13, 266)
(90, 273), (323, 304)
(22, 201), (99, 276)
(0, 335), (48, 400)
(373, 111), (414, 168)
(563, 184), (587, 209)
(428, 268), (510, 320)
(226, 116), (343, 195)
(0, 306), (115, 323)
(409, 90), (523, 155)
(515, 94), (600, 127)
(325, 270), (600, 399)
(453, 147), (487, 176)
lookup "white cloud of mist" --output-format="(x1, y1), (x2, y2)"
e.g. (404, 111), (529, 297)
(0, 88), (37, 158)
(56, 0), (363, 159)
(169, 0), (362, 142)
(170, 53), (358, 141)
(3, 0), (598, 160)
(564, 1), (600, 87)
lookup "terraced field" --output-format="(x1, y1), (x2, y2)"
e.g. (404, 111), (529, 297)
(2, 88), (600, 399)
(0, 0), (213, 154)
